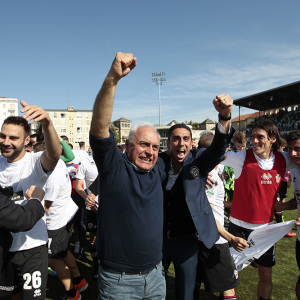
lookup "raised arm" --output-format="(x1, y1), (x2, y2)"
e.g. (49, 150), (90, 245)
(90, 52), (137, 138)
(20, 100), (61, 171)
(195, 94), (234, 175)
(213, 94), (233, 134)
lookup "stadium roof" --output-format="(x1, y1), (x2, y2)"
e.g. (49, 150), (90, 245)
(234, 81), (300, 111)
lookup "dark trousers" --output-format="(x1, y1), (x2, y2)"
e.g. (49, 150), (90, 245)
(162, 235), (199, 300)
(72, 194), (86, 249)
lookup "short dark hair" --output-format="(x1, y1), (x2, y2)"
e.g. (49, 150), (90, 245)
(286, 131), (300, 145)
(168, 124), (192, 140)
(60, 135), (69, 142)
(252, 120), (281, 150)
(26, 141), (33, 147)
(33, 141), (45, 152)
(78, 141), (85, 148)
(37, 133), (44, 142)
(2, 116), (30, 137)
(30, 133), (38, 138)
(279, 137), (287, 148)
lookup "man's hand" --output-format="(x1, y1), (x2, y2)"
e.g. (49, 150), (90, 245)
(295, 218), (300, 226)
(106, 52), (137, 85)
(230, 236), (249, 252)
(206, 173), (215, 189)
(20, 100), (51, 127)
(85, 193), (96, 207)
(212, 94), (233, 118)
(25, 185), (45, 201)
(90, 52), (137, 138)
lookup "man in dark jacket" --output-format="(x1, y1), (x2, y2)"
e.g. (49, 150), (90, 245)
(0, 185), (45, 297)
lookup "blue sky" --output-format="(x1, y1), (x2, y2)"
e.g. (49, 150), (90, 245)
(1, 1), (300, 125)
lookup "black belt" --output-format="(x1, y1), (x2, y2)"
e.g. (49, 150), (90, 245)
(100, 262), (156, 275)
(165, 230), (198, 240)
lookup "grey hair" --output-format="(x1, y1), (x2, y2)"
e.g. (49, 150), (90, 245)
(128, 121), (160, 142)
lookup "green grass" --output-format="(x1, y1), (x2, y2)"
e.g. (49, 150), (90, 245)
(2, 186), (298, 300)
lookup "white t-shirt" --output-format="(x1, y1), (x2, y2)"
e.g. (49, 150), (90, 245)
(76, 156), (99, 206)
(76, 156), (98, 189)
(206, 167), (227, 244)
(0, 152), (48, 252)
(222, 150), (297, 229)
(44, 159), (78, 230)
(291, 168), (300, 241)
(72, 150), (89, 164)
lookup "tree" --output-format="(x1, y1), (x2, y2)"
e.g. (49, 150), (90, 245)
(110, 124), (120, 144)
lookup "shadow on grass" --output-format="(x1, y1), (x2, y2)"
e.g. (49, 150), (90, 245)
(166, 274), (219, 300)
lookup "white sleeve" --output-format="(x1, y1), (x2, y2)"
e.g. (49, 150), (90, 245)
(33, 152), (49, 182)
(206, 171), (219, 206)
(44, 183), (61, 202)
(217, 121), (232, 134)
(76, 160), (86, 180)
(221, 150), (246, 179)
(282, 151), (299, 173)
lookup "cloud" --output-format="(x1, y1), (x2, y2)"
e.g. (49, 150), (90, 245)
(110, 46), (300, 125)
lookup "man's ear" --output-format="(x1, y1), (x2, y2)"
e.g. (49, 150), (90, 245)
(125, 139), (129, 152)
(269, 136), (276, 145)
(167, 139), (170, 150)
(24, 135), (30, 146)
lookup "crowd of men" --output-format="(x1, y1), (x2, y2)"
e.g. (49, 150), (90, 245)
(0, 51), (300, 300)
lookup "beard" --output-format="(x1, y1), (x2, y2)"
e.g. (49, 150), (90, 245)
(0, 143), (25, 162)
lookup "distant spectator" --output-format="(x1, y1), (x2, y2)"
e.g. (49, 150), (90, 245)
(232, 131), (247, 151)
(78, 141), (85, 151)
(30, 133), (39, 145)
(25, 141), (33, 153)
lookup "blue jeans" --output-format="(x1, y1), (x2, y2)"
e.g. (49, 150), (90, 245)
(98, 262), (166, 300)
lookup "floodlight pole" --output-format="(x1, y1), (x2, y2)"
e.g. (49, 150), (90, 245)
(152, 72), (166, 126)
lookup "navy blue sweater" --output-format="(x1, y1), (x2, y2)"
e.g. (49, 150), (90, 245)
(90, 131), (166, 272)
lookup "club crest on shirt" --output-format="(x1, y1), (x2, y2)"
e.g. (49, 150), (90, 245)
(275, 174), (281, 184)
(190, 166), (199, 179)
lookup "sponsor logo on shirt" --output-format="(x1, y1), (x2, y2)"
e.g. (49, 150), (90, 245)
(261, 173), (272, 184)
(34, 289), (41, 297)
(249, 238), (255, 246)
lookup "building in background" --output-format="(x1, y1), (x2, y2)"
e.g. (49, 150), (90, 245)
(112, 117), (131, 144)
(34, 106), (94, 150)
(0, 97), (18, 126)
(31, 108), (132, 150)
(231, 112), (261, 132)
